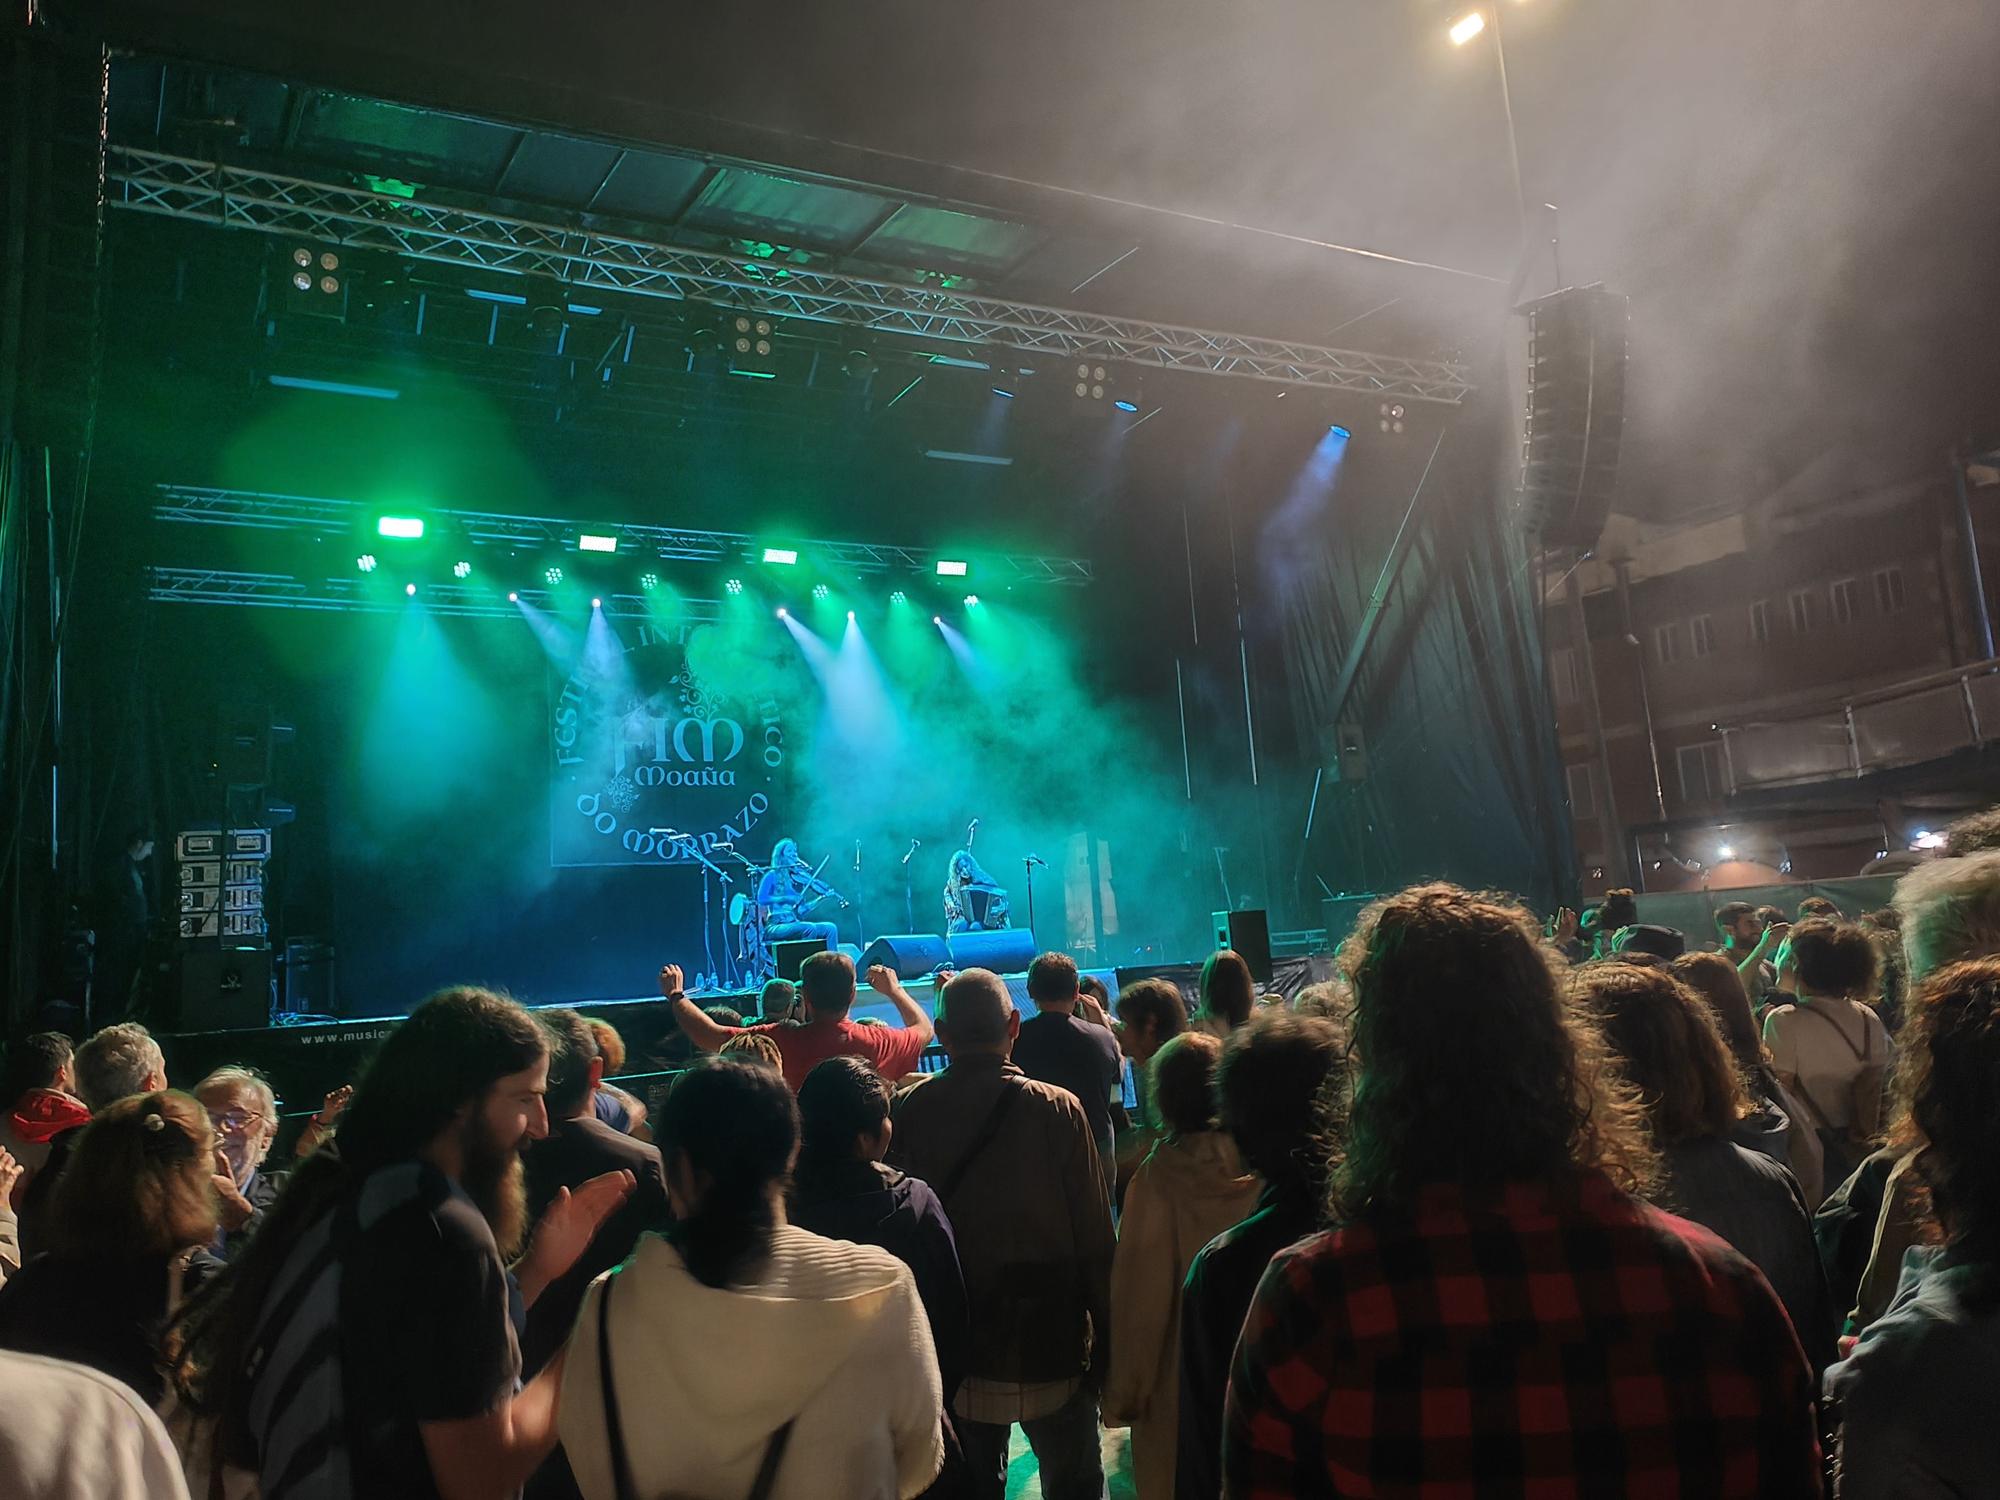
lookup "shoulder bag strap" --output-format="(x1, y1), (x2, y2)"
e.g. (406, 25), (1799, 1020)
(1796, 999), (1868, 1063)
(597, 1273), (639, 1500)
(745, 1418), (797, 1500)
(936, 1080), (1024, 1204)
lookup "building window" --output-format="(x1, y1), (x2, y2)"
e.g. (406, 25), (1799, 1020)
(1874, 567), (1907, 614)
(1677, 739), (1728, 805)
(1831, 577), (1859, 625)
(1789, 588), (1819, 634)
(1690, 614), (1715, 658)
(1566, 762), (1595, 817)
(1654, 623), (1680, 665)
(1749, 599), (1770, 644)
(1550, 646), (1581, 706)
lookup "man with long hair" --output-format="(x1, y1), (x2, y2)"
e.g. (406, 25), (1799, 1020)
(1223, 883), (1821, 1498)
(170, 988), (633, 1499)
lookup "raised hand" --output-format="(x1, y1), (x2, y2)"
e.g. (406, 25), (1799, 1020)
(0, 1146), (21, 1206)
(865, 964), (901, 996)
(658, 963), (687, 998)
(212, 1147), (255, 1231)
(317, 1084), (353, 1127)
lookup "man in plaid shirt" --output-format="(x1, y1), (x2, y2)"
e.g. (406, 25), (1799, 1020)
(1223, 884), (1822, 1498)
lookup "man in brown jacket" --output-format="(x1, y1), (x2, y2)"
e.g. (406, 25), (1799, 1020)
(890, 968), (1115, 1500)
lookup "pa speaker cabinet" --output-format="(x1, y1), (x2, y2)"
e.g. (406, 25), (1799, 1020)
(860, 934), (953, 980)
(773, 937), (832, 981)
(176, 948), (272, 1032)
(944, 928), (1039, 976)
(1210, 909), (1273, 986)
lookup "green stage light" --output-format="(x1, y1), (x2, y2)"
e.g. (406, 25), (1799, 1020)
(813, 583), (830, 600)
(452, 560), (472, 578)
(890, 591), (907, 604)
(578, 534), (618, 554)
(377, 516), (425, 539)
(964, 594), (980, 607)
(405, 583), (417, 596)
(641, 572), (660, 591)
(356, 553), (377, 573)
(545, 566), (564, 585)
(936, 559), (968, 577)
(726, 577), (745, 595)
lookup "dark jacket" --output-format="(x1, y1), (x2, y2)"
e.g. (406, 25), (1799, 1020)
(889, 1056), (1114, 1384)
(1174, 1178), (1319, 1500)
(790, 1157), (970, 1403)
(0, 1249), (211, 1403)
(1657, 1135), (1837, 1371)
(522, 1112), (672, 1377)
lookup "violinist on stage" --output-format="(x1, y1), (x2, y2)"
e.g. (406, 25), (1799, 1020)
(758, 837), (843, 947)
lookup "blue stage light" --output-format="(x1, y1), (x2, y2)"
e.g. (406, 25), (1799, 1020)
(1330, 424), (1352, 439)
(1113, 399), (1139, 413)
(991, 386), (1015, 399)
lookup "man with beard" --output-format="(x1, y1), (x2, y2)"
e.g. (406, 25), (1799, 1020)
(169, 988), (634, 1500)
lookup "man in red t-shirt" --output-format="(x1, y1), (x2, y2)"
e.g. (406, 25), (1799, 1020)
(659, 951), (934, 1090)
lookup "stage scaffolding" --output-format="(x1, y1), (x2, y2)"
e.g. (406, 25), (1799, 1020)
(108, 148), (1474, 406)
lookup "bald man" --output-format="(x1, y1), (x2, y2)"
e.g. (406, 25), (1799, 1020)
(890, 969), (1114, 1500)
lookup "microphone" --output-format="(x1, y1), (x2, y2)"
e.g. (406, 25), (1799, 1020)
(1025, 853), (1048, 868)
(969, 818), (979, 832)
(854, 840), (863, 871)
(902, 838), (921, 867)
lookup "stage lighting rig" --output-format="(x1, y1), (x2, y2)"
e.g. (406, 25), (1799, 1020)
(453, 560), (472, 578)
(729, 314), (778, 378)
(1378, 401), (1407, 435)
(1073, 361), (1109, 401)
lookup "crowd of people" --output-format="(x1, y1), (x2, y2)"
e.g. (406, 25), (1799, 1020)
(3, 819), (1999, 1498)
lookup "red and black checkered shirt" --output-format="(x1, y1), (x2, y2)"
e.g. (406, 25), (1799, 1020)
(1223, 1170), (1821, 1498)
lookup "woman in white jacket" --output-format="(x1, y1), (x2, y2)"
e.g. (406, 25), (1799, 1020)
(559, 1056), (944, 1500)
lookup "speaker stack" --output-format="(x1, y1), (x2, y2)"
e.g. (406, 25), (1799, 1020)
(1518, 284), (1629, 552)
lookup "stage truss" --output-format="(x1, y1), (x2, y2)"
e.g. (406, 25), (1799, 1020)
(108, 147), (1475, 405)
(148, 485), (1094, 615)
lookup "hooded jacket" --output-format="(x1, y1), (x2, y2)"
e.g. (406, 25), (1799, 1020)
(559, 1225), (944, 1500)
(1104, 1131), (1260, 1500)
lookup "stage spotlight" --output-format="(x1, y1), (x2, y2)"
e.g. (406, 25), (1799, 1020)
(777, 607), (789, 619)
(1113, 399), (1139, 413)
(847, 610), (856, 621)
(1449, 10), (1486, 45)
(726, 577), (745, 595)
(890, 591), (907, 604)
(453, 560), (472, 578)
(508, 591), (520, 602)
(578, 534), (619, 554)
(932, 615), (942, 625)
(963, 594), (980, 607)
(290, 245), (342, 296)
(1073, 362), (1108, 401)
(1377, 401), (1407, 435)
(764, 548), (799, 565)
(1717, 844), (1736, 861)
(991, 386), (1015, 399)
(730, 315), (777, 377)
(377, 515), (425, 539)
(936, 559), (968, 577)
(1330, 424), (1352, 440)
(544, 566), (564, 585)
(640, 572), (660, 591)
(405, 583), (417, 597)
(355, 553), (377, 573)
(813, 584), (830, 600)
(592, 597), (603, 608)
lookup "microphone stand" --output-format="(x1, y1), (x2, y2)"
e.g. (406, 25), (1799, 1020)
(1023, 854), (1047, 939)
(852, 841), (867, 956)
(901, 839), (921, 932)
(656, 830), (734, 992)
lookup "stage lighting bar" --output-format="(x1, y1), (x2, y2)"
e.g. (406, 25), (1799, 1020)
(578, 533), (619, 553)
(936, 560), (968, 577)
(763, 547), (799, 565)
(108, 149), (1475, 404)
(147, 568), (728, 621)
(376, 515), (425, 539)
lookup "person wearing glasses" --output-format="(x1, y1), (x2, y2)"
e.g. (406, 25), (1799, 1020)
(193, 1067), (286, 1260)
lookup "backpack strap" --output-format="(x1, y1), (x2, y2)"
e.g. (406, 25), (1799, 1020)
(597, 1272), (639, 1500)
(746, 1419), (796, 1500)
(1797, 999), (1868, 1063)
(936, 1080), (1024, 1204)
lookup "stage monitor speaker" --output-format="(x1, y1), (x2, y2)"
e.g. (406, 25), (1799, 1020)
(1210, 909), (1273, 986)
(945, 928), (1039, 976)
(176, 948), (272, 1032)
(773, 938), (832, 981)
(1320, 895), (1380, 954)
(860, 934), (952, 981)
(1518, 284), (1629, 552)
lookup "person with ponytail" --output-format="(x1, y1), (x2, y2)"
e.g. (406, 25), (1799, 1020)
(791, 1056), (968, 1406)
(560, 1056), (945, 1500)
(0, 1089), (221, 1403)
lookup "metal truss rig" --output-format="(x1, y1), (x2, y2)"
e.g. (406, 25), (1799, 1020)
(109, 148), (1474, 405)
(155, 485), (1097, 586)
(148, 567), (724, 621)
